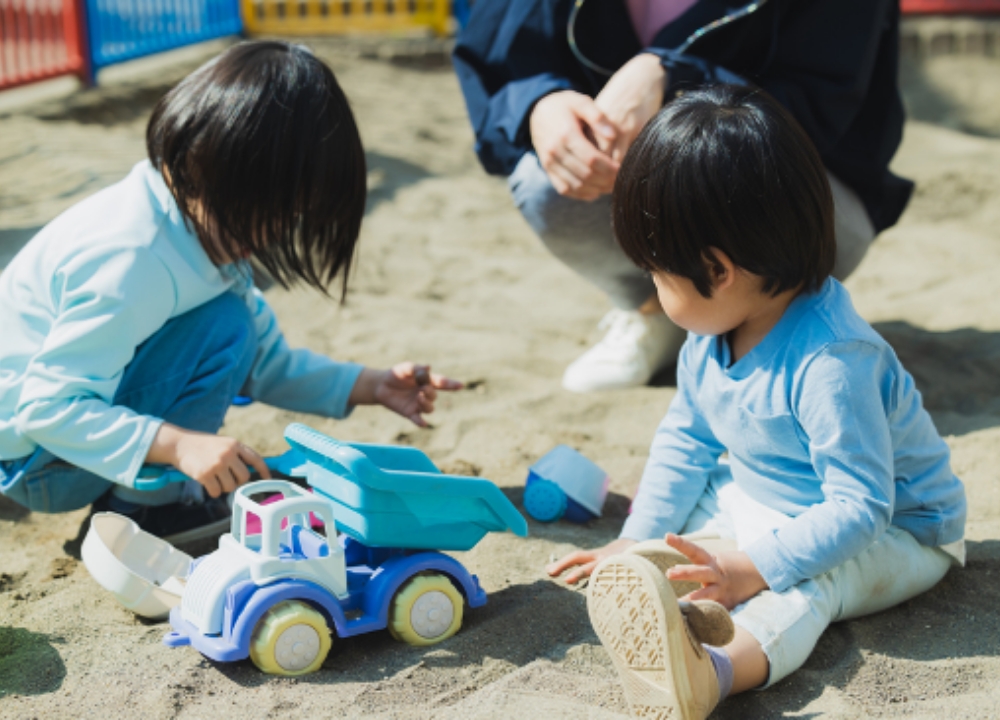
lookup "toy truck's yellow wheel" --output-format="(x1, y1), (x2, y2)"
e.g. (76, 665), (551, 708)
(249, 600), (332, 676)
(389, 574), (464, 646)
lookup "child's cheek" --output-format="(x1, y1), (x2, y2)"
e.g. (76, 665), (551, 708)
(654, 286), (675, 316)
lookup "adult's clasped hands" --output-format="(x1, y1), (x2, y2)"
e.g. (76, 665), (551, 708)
(528, 53), (667, 201)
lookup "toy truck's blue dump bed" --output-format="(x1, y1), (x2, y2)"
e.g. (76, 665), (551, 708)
(281, 424), (528, 551)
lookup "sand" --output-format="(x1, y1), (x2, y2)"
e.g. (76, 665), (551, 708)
(1, 39), (1000, 720)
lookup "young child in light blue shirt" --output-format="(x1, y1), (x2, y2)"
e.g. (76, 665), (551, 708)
(0, 42), (460, 542)
(548, 85), (966, 719)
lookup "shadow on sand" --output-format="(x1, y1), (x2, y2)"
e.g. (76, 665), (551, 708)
(208, 578), (591, 693)
(874, 321), (1000, 435)
(900, 54), (1000, 140)
(0, 627), (67, 698)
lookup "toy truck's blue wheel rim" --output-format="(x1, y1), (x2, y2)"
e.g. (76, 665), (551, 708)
(389, 574), (464, 647)
(524, 479), (567, 522)
(249, 600), (332, 675)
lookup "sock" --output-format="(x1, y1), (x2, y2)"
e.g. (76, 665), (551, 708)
(704, 644), (734, 699)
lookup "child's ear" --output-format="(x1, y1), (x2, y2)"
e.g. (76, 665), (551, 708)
(703, 248), (737, 292)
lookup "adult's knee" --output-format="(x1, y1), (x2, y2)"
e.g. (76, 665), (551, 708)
(509, 153), (583, 237)
(829, 172), (876, 281)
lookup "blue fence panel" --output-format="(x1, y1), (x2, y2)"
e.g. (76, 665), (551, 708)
(85, 0), (242, 71)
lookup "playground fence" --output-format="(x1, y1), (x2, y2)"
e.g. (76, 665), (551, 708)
(902, 0), (1000, 13)
(9, 0), (999, 93)
(241, 0), (449, 37)
(0, 0), (86, 90)
(83, 0), (242, 78)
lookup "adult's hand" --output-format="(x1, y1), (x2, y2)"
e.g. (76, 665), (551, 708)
(594, 53), (667, 163)
(529, 90), (620, 201)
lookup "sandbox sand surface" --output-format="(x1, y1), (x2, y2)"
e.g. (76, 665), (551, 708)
(1, 43), (999, 720)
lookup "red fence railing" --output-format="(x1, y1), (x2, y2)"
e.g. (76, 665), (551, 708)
(902, 0), (1000, 12)
(0, 0), (87, 90)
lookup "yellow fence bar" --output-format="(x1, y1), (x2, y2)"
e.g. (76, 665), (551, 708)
(242, 0), (450, 36)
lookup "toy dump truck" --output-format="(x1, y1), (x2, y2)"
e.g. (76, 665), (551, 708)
(158, 423), (527, 675)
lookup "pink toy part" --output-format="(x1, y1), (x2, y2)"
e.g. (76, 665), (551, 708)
(244, 492), (325, 535)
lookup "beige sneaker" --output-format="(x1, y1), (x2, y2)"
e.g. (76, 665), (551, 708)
(627, 536), (738, 648)
(588, 554), (727, 720)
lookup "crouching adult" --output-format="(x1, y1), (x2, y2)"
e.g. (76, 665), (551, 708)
(453, 0), (913, 392)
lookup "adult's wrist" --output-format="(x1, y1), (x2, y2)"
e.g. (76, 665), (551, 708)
(529, 89), (576, 124)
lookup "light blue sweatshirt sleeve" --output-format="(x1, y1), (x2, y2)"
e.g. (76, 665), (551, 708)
(15, 246), (176, 485)
(743, 342), (895, 593)
(620, 342), (725, 541)
(240, 287), (364, 419)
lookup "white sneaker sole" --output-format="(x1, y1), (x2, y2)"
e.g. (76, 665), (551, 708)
(561, 372), (651, 394)
(588, 554), (701, 720)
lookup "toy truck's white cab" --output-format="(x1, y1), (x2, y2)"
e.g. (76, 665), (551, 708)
(180, 482), (347, 637)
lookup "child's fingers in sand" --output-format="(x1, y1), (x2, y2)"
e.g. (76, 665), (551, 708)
(546, 549), (597, 578)
(430, 372), (463, 391)
(547, 538), (638, 583)
(564, 561), (598, 585)
(394, 363), (462, 392)
(408, 412), (429, 428)
(416, 393), (435, 414)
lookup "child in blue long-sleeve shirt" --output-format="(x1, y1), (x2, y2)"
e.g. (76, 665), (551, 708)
(548, 85), (966, 719)
(0, 42), (460, 543)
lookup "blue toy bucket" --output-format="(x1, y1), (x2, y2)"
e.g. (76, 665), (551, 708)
(522, 445), (609, 524)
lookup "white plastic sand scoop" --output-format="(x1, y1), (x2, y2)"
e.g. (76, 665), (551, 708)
(82, 512), (192, 619)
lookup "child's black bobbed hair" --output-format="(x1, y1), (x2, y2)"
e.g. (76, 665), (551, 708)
(147, 41), (365, 297)
(613, 84), (836, 298)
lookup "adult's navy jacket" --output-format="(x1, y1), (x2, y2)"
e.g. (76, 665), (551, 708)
(453, 0), (913, 233)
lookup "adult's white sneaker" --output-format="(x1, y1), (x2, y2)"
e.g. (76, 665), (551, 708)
(562, 309), (687, 393)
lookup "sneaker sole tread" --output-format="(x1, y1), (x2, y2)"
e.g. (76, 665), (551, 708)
(588, 555), (699, 720)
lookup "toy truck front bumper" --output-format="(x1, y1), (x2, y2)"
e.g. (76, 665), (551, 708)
(163, 606), (247, 662)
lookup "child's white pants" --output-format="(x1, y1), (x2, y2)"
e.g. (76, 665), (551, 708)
(680, 464), (959, 686)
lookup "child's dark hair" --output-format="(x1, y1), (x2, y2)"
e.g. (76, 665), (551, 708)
(613, 84), (835, 298)
(147, 41), (365, 297)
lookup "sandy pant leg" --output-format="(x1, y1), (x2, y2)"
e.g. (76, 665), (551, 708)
(678, 462), (739, 542)
(731, 526), (954, 687)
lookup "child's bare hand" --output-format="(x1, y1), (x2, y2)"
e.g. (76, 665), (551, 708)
(150, 425), (270, 498)
(350, 364), (463, 427)
(546, 538), (638, 584)
(663, 533), (768, 610)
